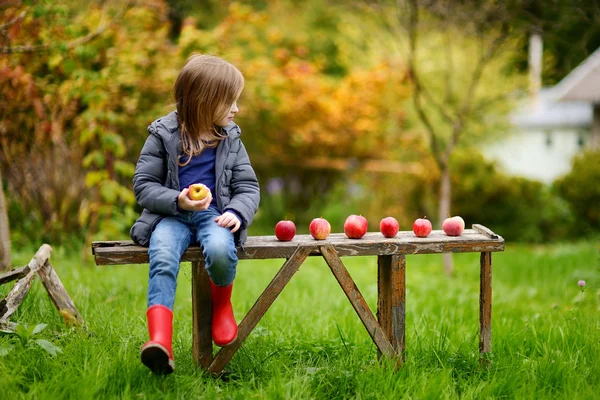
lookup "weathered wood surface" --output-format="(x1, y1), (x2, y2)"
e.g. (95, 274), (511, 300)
(0, 244), (52, 324)
(0, 265), (30, 285)
(192, 260), (213, 369)
(479, 251), (493, 368)
(473, 224), (499, 239)
(0, 270), (36, 323)
(320, 244), (395, 358)
(38, 261), (83, 326)
(0, 321), (17, 332)
(377, 254), (406, 364)
(208, 246), (312, 374)
(92, 226), (504, 265)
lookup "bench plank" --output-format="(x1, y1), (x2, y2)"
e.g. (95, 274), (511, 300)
(92, 227), (504, 265)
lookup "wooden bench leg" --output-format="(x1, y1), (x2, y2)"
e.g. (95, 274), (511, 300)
(377, 254), (406, 365)
(192, 260), (213, 369)
(208, 246), (312, 374)
(479, 251), (492, 368)
(319, 244), (394, 358)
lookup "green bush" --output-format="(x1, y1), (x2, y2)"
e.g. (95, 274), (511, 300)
(449, 149), (574, 242)
(251, 166), (426, 236)
(553, 150), (600, 237)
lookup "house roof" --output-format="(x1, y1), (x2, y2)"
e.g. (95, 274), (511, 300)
(510, 88), (592, 129)
(553, 47), (600, 103)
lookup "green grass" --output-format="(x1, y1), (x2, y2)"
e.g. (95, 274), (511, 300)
(1, 241), (599, 399)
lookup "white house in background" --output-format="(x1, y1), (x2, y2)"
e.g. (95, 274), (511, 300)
(483, 42), (600, 184)
(483, 88), (592, 184)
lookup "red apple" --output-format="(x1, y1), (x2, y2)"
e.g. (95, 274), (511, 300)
(344, 215), (368, 239)
(413, 217), (432, 238)
(275, 220), (296, 241)
(309, 217), (331, 240)
(442, 216), (465, 236)
(188, 183), (209, 201)
(379, 217), (399, 238)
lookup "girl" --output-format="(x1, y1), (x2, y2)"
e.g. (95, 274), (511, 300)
(130, 54), (260, 375)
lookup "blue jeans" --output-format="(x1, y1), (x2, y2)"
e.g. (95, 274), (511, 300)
(147, 207), (238, 310)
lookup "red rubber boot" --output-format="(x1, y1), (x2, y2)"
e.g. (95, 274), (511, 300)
(210, 281), (238, 347)
(141, 305), (175, 374)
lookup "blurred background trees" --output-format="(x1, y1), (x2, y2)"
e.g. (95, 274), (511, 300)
(1, 0), (599, 257)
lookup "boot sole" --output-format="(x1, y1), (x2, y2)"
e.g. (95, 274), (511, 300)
(214, 334), (238, 347)
(141, 343), (175, 375)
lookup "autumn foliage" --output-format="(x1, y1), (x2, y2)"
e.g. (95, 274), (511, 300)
(1, 1), (416, 245)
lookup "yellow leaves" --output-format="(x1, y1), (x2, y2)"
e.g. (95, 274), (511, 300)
(83, 151), (105, 169)
(114, 161), (135, 179)
(274, 48), (291, 64)
(85, 174), (134, 205)
(178, 23), (216, 60)
(2, 0), (418, 243)
(85, 171), (109, 188)
(354, 118), (375, 133)
(47, 54), (64, 70)
(236, 35), (411, 159)
(266, 27), (283, 45)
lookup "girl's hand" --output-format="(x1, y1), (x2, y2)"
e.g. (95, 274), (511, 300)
(215, 212), (241, 233)
(178, 188), (213, 211)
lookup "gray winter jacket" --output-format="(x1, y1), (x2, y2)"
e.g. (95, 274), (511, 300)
(130, 111), (260, 247)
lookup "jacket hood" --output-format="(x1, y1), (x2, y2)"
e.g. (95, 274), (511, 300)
(147, 111), (241, 141)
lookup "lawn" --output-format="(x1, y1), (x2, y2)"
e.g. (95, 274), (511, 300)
(1, 240), (598, 399)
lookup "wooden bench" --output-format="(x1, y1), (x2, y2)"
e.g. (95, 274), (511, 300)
(92, 224), (503, 374)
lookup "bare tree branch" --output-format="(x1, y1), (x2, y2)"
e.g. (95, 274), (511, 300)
(0, 8), (27, 31)
(403, 0), (444, 169)
(471, 91), (518, 116)
(419, 76), (456, 125)
(444, 30), (453, 104)
(444, 28), (510, 162)
(459, 29), (510, 118)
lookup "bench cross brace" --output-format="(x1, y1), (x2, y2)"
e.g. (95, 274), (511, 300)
(196, 245), (312, 374)
(193, 244), (403, 375)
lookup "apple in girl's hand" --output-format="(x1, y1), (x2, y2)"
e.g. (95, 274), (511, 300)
(275, 220), (296, 241)
(379, 217), (399, 238)
(344, 215), (368, 239)
(188, 183), (209, 201)
(309, 217), (331, 240)
(413, 217), (432, 238)
(442, 216), (465, 236)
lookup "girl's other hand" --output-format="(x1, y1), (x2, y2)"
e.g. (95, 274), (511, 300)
(215, 212), (241, 233)
(178, 188), (213, 211)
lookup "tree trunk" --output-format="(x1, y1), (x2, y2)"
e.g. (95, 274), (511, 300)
(438, 165), (453, 275)
(0, 169), (11, 271)
(591, 104), (600, 150)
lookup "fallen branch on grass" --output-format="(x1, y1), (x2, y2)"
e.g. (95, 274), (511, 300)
(0, 244), (83, 331)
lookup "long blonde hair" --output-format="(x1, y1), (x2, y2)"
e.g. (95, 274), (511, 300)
(174, 54), (244, 166)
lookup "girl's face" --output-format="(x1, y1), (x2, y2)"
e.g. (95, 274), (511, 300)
(215, 101), (239, 127)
